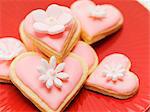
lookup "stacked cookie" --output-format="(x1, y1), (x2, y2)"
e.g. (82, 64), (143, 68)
(0, 0), (139, 112)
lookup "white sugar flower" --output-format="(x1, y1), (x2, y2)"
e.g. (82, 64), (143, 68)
(88, 5), (106, 18)
(32, 4), (72, 35)
(102, 64), (126, 81)
(37, 56), (69, 89)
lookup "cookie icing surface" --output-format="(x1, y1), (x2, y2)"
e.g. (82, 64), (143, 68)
(71, 0), (123, 37)
(72, 41), (96, 70)
(15, 54), (83, 110)
(86, 54), (139, 94)
(24, 4), (74, 52)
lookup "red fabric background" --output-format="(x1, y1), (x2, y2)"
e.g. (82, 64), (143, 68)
(0, 0), (149, 111)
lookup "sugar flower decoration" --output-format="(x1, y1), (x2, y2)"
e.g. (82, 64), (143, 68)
(0, 38), (25, 60)
(88, 5), (106, 18)
(102, 64), (126, 81)
(37, 56), (69, 89)
(32, 4), (73, 35)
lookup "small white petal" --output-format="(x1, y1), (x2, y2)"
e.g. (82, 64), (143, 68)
(106, 73), (113, 80)
(119, 68), (126, 73)
(46, 4), (63, 18)
(49, 56), (56, 69)
(56, 72), (69, 80)
(32, 9), (47, 22)
(40, 58), (49, 71)
(48, 25), (65, 35)
(55, 62), (65, 73)
(46, 79), (53, 88)
(102, 72), (106, 77)
(39, 75), (49, 82)
(112, 75), (118, 81)
(46, 69), (55, 76)
(118, 74), (124, 79)
(102, 71), (106, 77)
(57, 13), (72, 25)
(37, 66), (46, 75)
(33, 22), (49, 33)
(102, 70), (110, 75)
(54, 78), (63, 88)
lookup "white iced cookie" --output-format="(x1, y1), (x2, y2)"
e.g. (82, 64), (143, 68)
(0, 38), (26, 60)
(0, 37), (26, 83)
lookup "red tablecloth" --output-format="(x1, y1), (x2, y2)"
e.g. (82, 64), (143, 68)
(0, 0), (149, 111)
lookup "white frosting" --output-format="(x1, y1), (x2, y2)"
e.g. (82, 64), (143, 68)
(88, 5), (106, 18)
(32, 4), (72, 35)
(37, 56), (69, 89)
(0, 38), (25, 60)
(102, 64), (126, 81)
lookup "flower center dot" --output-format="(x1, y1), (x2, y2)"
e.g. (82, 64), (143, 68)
(45, 17), (57, 25)
(47, 69), (56, 76)
(48, 17), (55, 22)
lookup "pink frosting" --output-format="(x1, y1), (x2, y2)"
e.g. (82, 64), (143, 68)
(71, 0), (123, 37)
(72, 41), (96, 70)
(86, 54), (139, 94)
(24, 8), (74, 52)
(15, 54), (83, 110)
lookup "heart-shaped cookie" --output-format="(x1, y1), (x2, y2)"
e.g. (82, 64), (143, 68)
(85, 53), (139, 99)
(71, 0), (123, 44)
(0, 37), (26, 83)
(19, 33), (98, 75)
(10, 52), (88, 111)
(20, 4), (81, 62)
(72, 41), (98, 74)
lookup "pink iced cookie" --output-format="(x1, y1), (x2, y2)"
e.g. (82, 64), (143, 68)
(71, 0), (123, 44)
(85, 53), (139, 99)
(0, 37), (26, 83)
(10, 52), (88, 111)
(72, 41), (98, 74)
(21, 4), (80, 61)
